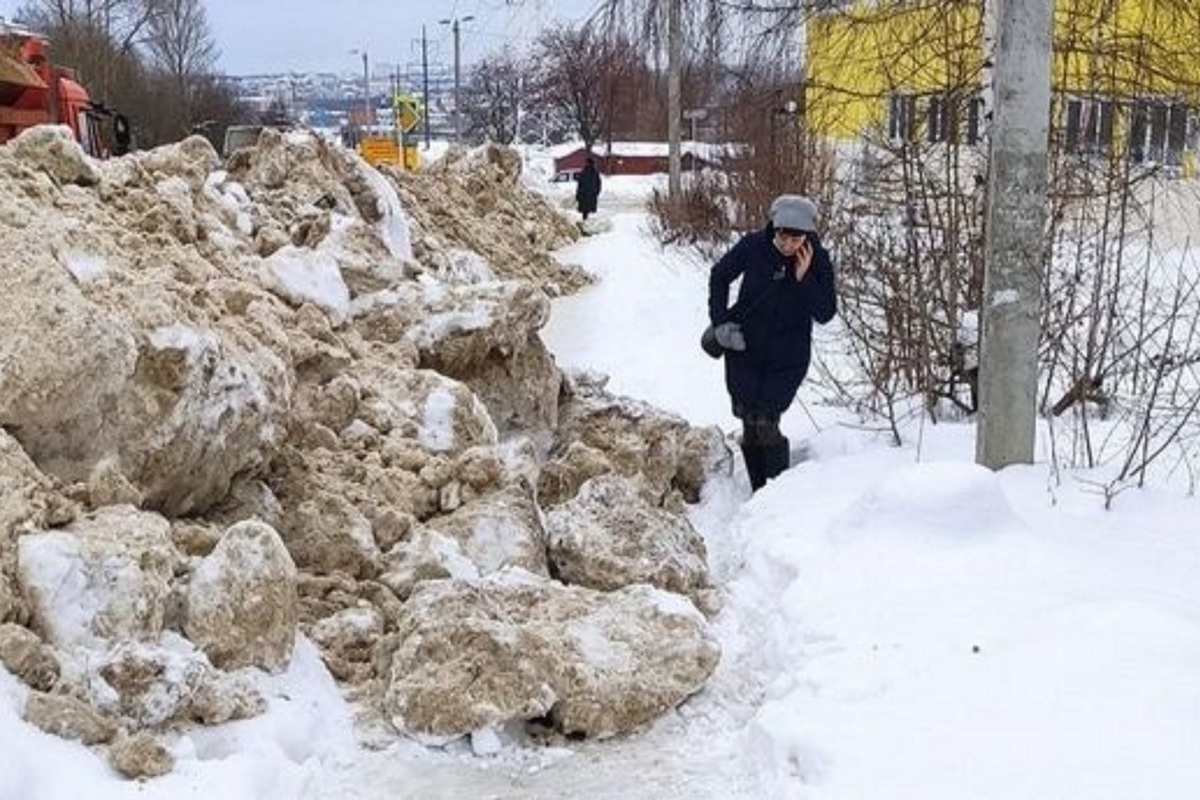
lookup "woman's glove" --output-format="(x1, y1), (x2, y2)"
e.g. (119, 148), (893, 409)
(713, 322), (746, 351)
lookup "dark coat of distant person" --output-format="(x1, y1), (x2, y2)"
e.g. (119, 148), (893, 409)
(575, 158), (602, 219)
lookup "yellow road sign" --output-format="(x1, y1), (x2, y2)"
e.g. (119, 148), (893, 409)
(358, 136), (420, 170)
(392, 92), (422, 134)
(396, 104), (420, 134)
(359, 136), (400, 166)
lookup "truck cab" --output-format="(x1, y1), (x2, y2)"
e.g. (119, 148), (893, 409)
(0, 22), (124, 157)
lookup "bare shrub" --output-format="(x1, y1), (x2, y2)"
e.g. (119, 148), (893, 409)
(818, 133), (985, 436)
(645, 171), (732, 261)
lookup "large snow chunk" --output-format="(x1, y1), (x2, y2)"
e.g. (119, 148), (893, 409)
(0, 428), (74, 625)
(261, 245), (351, 325)
(355, 155), (413, 261)
(353, 280), (560, 436)
(384, 568), (719, 738)
(279, 489), (381, 578)
(0, 428), (64, 537)
(422, 482), (549, 577)
(546, 474), (715, 613)
(8, 125), (100, 185)
(307, 605), (385, 683)
(0, 623), (60, 690)
(379, 528), (481, 601)
(542, 370), (725, 506)
(121, 324), (286, 517)
(133, 134), (220, 188)
(184, 519), (298, 672)
(0, 249), (139, 480)
(356, 367), (498, 455)
(380, 481), (547, 600)
(16, 506), (175, 650)
(108, 732), (174, 779)
(23, 691), (117, 744)
(0, 239), (288, 517)
(94, 640), (206, 727)
(85, 635), (265, 728)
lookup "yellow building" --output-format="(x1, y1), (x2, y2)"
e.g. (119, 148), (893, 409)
(805, 0), (1200, 167)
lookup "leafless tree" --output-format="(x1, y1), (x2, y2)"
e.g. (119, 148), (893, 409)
(143, 0), (218, 137)
(15, 0), (158, 97)
(590, 4), (807, 137)
(462, 47), (525, 145)
(529, 23), (610, 150)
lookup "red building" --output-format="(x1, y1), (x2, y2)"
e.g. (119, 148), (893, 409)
(551, 143), (714, 180)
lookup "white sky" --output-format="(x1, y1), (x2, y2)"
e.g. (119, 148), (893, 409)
(0, 0), (600, 75)
(202, 0), (599, 76)
(2, 146), (1200, 798)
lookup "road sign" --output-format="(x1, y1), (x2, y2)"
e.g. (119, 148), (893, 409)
(396, 103), (420, 134)
(359, 135), (400, 166)
(393, 92), (422, 134)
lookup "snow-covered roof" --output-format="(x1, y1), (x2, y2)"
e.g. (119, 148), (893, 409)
(550, 141), (739, 161)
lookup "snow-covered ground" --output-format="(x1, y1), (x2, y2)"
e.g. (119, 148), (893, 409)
(3, 156), (1200, 799)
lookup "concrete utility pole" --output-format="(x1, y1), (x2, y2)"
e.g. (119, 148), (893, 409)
(515, 74), (523, 145)
(975, 0), (1053, 469)
(422, 25), (431, 148)
(440, 15), (474, 144)
(361, 50), (370, 125)
(667, 0), (682, 199)
(349, 49), (371, 129)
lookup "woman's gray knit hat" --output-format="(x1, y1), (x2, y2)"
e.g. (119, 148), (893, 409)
(770, 194), (818, 231)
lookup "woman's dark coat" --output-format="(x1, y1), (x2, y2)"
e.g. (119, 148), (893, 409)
(576, 164), (601, 215)
(708, 225), (837, 417)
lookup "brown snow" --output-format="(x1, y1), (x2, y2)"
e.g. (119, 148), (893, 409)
(0, 126), (727, 772)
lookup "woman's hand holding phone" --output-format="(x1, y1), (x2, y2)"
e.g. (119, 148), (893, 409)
(793, 236), (813, 282)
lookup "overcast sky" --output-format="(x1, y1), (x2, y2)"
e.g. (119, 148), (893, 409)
(202, 0), (599, 76)
(0, 0), (599, 76)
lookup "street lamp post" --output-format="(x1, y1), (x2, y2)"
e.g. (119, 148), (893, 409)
(439, 15), (474, 144)
(351, 48), (370, 129)
(361, 49), (370, 127)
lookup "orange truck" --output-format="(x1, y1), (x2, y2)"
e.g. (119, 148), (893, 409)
(0, 21), (128, 156)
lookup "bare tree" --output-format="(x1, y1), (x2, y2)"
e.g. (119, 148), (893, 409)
(594, 0), (721, 195)
(530, 23), (609, 150)
(15, 0), (158, 97)
(143, 0), (218, 138)
(592, 0), (817, 184)
(462, 47), (524, 145)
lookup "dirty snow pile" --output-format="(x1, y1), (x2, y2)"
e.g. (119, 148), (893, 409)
(0, 125), (726, 781)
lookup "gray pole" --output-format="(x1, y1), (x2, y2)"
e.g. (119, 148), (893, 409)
(667, 0), (682, 199)
(439, 15), (473, 144)
(515, 74), (523, 145)
(362, 50), (370, 127)
(452, 18), (461, 143)
(975, 0), (1053, 469)
(422, 25), (431, 149)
